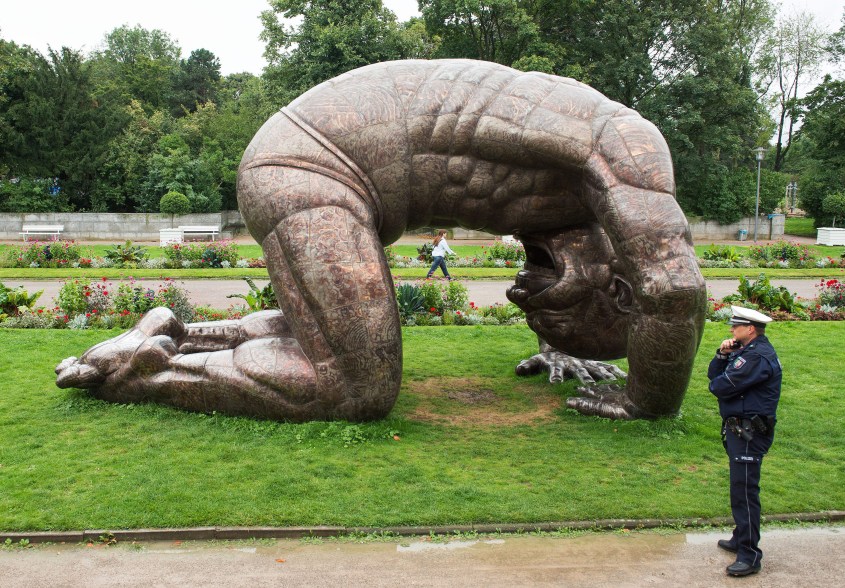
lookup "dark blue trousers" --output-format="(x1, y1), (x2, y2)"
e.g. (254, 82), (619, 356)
(723, 426), (775, 567)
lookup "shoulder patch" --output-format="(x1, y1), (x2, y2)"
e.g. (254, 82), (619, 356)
(732, 357), (746, 370)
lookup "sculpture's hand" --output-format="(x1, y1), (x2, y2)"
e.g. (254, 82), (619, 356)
(567, 383), (639, 420)
(516, 351), (627, 385)
(56, 307), (183, 389)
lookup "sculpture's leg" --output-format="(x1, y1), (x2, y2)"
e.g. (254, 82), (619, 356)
(239, 165), (402, 422)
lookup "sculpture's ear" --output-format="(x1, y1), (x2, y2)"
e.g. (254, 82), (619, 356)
(610, 276), (634, 313)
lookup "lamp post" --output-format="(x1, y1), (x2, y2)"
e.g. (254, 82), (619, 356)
(753, 147), (766, 242)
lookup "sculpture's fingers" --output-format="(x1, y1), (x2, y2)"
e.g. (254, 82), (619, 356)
(548, 362), (564, 383)
(585, 362), (618, 382)
(575, 385), (602, 399)
(566, 396), (632, 420)
(515, 355), (545, 376)
(569, 361), (595, 384)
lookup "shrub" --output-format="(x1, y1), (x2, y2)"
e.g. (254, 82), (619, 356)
(746, 240), (814, 266)
(0, 282), (43, 316)
(104, 241), (148, 268)
(817, 279), (845, 308)
(822, 192), (845, 227)
(732, 274), (798, 313)
(484, 240), (526, 262)
(159, 190), (191, 216)
(396, 283), (425, 320)
(702, 244), (741, 263)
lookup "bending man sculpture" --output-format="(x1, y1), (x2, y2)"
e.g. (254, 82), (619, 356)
(56, 59), (706, 421)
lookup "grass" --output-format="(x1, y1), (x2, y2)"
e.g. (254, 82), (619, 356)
(784, 217), (817, 238)
(0, 322), (842, 531)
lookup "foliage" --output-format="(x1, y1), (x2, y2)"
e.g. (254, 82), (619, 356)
(159, 190), (191, 215)
(731, 273), (798, 312)
(1, 240), (84, 268)
(103, 241), (148, 268)
(417, 242), (434, 264)
(0, 178), (72, 213)
(483, 241), (525, 263)
(226, 277), (278, 311)
(0, 281), (42, 316)
(260, 0), (415, 104)
(702, 245), (741, 263)
(792, 77), (845, 223)
(746, 239), (813, 266)
(822, 192), (845, 227)
(395, 283), (425, 320)
(816, 279), (845, 308)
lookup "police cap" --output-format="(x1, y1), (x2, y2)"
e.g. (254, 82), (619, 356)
(727, 305), (773, 327)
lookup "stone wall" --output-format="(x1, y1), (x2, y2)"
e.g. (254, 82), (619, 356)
(0, 211), (246, 241)
(0, 211), (783, 242)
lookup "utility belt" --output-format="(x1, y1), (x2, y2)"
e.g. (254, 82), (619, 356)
(723, 415), (776, 442)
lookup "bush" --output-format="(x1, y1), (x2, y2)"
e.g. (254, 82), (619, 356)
(483, 240), (526, 262)
(702, 244), (741, 263)
(104, 241), (148, 268)
(396, 283), (425, 320)
(729, 274), (798, 313)
(822, 192), (845, 227)
(159, 190), (192, 215)
(1, 240), (84, 268)
(817, 279), (845, 308)
(746, 240), (814, 267)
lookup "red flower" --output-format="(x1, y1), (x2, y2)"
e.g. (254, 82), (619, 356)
(430, 307), (436, 312)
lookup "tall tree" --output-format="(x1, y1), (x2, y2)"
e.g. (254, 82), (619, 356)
(0, 42), (125, 210)
(171, 48), (222, 115)
(260, 0), (413, 105)
(758, 11), (828, 171)
(92, 25), (181, 112)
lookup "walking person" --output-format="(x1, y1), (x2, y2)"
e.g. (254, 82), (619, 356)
(426, 230), (455, 280)
(707, 306), (782, 577)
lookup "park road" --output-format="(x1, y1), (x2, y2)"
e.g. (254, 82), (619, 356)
(7, 278), (831, 311)
(0, 525), (843, 587)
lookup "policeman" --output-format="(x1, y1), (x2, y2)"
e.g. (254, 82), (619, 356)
(708, 306), (782, 577)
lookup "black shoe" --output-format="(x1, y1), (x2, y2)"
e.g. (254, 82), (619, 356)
(726, 561), (761, 576)
(717, 539), (738, 553)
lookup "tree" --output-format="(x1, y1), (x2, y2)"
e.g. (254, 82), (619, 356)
(92, 25), (181, 112)
(0, 42), (125, 210)
(171, 48), (222, 115)
(822, 192), (845, 227)
(792, 76), (845, 224)
(420, 0), (541, 65)
(758, 11), (828, 171)
(260, 0), (413, 104)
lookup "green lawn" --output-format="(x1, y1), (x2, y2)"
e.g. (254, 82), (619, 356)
(0, 322), (841, 531)
(784, 217), (817, 238)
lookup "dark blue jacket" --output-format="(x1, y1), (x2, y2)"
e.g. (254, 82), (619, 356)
(708, 334), (782, 418)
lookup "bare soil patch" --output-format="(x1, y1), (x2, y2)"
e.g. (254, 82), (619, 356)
(404, 376), (561, 426)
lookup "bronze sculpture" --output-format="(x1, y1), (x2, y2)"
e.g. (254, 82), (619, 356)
(56, 59), (706, 421)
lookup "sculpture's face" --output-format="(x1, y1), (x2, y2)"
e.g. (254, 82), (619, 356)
(505, 229), (633, 360)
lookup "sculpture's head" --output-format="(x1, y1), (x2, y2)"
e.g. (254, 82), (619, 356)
(505, 227), (635, 360)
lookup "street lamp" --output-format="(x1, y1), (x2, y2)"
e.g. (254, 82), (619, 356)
(753, 147), (767, 242)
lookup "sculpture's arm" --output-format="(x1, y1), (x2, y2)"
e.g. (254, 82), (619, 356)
(574, 110), (707, 418)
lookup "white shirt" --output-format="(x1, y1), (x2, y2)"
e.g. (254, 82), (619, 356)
(432, 238), (455, 257)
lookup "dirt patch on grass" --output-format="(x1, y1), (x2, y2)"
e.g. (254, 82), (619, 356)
(404, 376), (561, 426)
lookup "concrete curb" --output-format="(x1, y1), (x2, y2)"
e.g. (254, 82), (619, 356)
(3, 511), (843, 545)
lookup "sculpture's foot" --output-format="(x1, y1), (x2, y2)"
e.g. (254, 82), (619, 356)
(566, 383), (639, 420)
(516, 351), (627, 385)
(56, 307), (183, 389)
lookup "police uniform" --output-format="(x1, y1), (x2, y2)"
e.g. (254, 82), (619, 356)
(707, 306), (782, 576)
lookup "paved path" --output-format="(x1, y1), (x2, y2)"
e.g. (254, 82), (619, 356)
(0, 526), (843, 587)
(8, 278), (829, 311)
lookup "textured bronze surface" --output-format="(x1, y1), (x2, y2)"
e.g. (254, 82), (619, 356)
(57, 59), (706, 421)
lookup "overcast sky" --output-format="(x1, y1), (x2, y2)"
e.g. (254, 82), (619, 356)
(1, 0), (842, 76)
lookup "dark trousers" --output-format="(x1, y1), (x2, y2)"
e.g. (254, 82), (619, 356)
(427, 256), (450, 278)
(723, 426), (775, 566)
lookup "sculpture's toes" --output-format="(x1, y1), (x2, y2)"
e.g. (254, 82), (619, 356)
(515, 354), (545, 377)
(584, 360), (628, 382)
(566, 396), (633, 420)
(55, 357), (106, 389)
